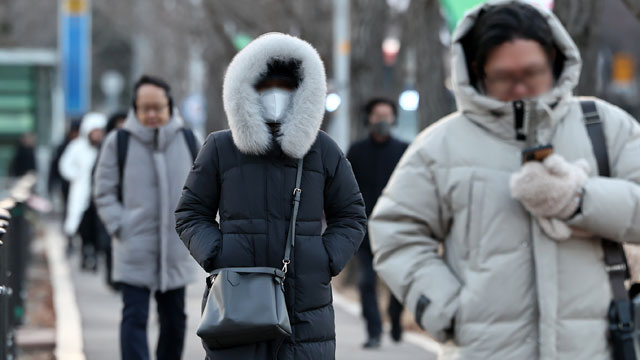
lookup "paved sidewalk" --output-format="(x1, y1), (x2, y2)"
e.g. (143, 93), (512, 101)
(47, 222), (435, 359)
(333, 298), (438, 360)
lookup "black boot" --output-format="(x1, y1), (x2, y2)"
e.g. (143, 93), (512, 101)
(362, 336), (381, 349)
(391, 323), (403, 343)
(388, 294), (404, 343)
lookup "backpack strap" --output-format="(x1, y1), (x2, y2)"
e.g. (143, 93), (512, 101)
(182, 128), (198, 162)
(580, 100), (630, 299)
(115, 128), (197, 202)
(581, 100), (611, 177)
(116, 129), (130, 203)
(580, 99), (637, 360)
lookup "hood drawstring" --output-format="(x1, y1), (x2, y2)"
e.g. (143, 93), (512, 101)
(537, 99), (561, 145)
(539, 100), (554, 121)
(154, 129), (159, 151)
(513, 98), (559, 147)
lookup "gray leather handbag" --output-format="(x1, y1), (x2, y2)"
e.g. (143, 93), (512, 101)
(196, 158), (303, 349)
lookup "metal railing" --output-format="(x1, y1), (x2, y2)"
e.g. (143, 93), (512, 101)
(0, 174), (36, 360)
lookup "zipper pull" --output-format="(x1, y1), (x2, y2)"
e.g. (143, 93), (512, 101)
(513, 100), (527, 141)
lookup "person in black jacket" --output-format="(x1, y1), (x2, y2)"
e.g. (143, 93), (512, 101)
(347, 98), (408, 348)
(49, 119), (80, 199)
(175, 33), (367, 360)
(9, 133), (37, 177)
(49, 119), (80, 253)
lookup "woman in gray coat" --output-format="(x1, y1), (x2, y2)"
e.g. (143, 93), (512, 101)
(93, 75), (199, 360)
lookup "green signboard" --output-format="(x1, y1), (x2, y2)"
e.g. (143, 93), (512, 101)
(233, 33), (253, 51)
(0, 66), (36, 135)
(439, 0), (487, 31)
(439, 0), (554, 31)
(0, 65), (37, 176)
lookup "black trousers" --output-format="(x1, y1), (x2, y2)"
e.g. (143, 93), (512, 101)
(120, 284), (186, 360)
(357, 244), (403, 338)
(77, 203), (99, 267)
(95, 218), (114, 286)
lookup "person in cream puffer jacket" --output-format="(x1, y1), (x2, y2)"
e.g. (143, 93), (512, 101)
(369, 1), (640, 359)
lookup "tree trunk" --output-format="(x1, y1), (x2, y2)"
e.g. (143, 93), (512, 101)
(203, 51), (235, 132)
(554, 0), (602, 96)
(348, 0), (389, 140)
(398, 0), (454, 130)
(200, 1), (239, 132)
(622, 0), (640, 20)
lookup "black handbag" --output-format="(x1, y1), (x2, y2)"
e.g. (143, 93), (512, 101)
(581, 100), (638, 360)
(196, 158), (303, 349)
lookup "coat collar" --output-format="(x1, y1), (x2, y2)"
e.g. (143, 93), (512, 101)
(122, 109), (184, 151)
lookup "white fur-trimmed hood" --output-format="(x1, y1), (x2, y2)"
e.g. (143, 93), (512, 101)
(222, 32), (327, 159)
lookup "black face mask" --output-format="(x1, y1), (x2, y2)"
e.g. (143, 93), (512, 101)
(267, 123), (281, 140)
(370, 121), (391, 137)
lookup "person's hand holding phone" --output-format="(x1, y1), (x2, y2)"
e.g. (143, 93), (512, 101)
(510, 151), (591, 240)
(521, 144), (554, 164)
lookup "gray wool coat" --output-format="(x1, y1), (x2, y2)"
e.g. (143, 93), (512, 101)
(93, 111), (199, 292)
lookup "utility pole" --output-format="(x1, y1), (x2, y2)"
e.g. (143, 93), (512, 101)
(329, 0), (350, 152)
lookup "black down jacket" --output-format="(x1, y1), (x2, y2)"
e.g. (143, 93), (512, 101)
(175, 130), (367, 359)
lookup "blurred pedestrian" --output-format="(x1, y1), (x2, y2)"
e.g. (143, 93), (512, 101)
(105, 111), (127, 133)
(93, 75), (199, 360)
(59, 113), (106, 270)
(347, 98), (407, 348)
(49, 119), (80, 199)
(175, 33), (367, 360)
(9, 132), (37, 177)
(369, 1), (640, 359)
(50, 119), (81, 253)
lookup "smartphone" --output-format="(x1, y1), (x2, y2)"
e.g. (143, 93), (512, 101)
(522, 144), (553, 163)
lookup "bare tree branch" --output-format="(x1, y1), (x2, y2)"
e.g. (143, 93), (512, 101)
(621, 0), (640, 20)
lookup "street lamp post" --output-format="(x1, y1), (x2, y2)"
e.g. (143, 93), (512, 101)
(328, 0), (351, 152)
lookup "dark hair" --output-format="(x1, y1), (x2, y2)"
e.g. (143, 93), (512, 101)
(364, 97), (397, 125)
(69, 118), (82, 133)
(132, 75), (174, 115)
(461, 2), (564, 87)
(255, 59), (302, 90)
(106, 111), (127, 133)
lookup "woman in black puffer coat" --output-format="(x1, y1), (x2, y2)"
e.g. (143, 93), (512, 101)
(175, 33), (367, 360)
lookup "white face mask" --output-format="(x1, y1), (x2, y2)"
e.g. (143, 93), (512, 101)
(259, 88), (292, 123)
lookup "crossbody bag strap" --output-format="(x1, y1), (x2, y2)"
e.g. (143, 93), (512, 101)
(208, 267), (285, 278)
(282, 158), (303, 274)
(580, 100), (629, 301)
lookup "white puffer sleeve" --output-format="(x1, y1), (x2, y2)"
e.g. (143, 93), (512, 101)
(369, 135), (461, 342)
(568, 100), (640, 243)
